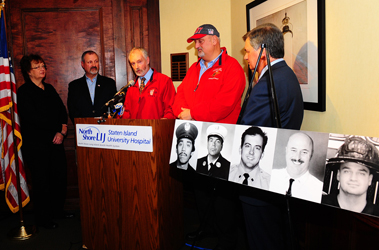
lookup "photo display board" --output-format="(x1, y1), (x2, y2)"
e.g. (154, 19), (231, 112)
(170, 120), (379, 218)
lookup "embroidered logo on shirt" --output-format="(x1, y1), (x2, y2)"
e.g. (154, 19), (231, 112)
(149, 87), (158, 97)
(209, 68), (222, 80)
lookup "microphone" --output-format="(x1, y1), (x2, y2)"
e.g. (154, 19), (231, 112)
(115, 80), (135, 96)
(105, 80), (135, 106)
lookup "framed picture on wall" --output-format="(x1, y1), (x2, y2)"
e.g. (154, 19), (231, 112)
(246, 0), (326, 112)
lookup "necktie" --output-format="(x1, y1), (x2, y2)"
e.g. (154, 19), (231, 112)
(208, 163), (215, 177)
(243, 173), (250, 185)
(139, 77), (146, 93)
(286, 178), (295, 196)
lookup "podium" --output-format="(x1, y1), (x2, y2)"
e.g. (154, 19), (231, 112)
(75, 118), (183, 250)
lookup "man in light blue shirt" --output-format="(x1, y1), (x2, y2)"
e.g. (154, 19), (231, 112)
(68, 51), (117, 124)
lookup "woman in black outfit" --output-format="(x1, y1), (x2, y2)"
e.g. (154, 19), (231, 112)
(18, 54), (69, 229)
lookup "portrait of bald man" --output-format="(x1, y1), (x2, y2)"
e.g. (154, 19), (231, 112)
(269, 130), (329, 203)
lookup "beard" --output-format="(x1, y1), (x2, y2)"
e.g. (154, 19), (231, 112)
(197, 47), (205, 58)
(89, 66), (98, 75)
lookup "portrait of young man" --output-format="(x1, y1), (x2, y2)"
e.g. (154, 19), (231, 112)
(322, 136), (379, 216)
(169, 121), (201, 171)
(229, 126), (277, 191)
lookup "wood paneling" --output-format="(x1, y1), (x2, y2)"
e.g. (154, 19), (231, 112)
(21, 9), (103, 98)
(10, 7), (114, 96)
(5, 0), (161, 213)
(124, 0), (161, 81)
(146, 0), (161, 72)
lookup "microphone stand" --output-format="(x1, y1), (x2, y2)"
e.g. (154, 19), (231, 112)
(264, 45), (282, 128)
(264, 44), (295, 249)
(286, 179), (295, 250)
(237, 44), (282, 128)
(238, 43), (295, 248)
(237, 44), (264, 124)
(189, 174), (217, 250)
(99, 80), (135, 122)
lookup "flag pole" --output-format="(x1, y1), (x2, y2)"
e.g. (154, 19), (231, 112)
(7, 90), (37, 240)
(1, 0), (36, 240)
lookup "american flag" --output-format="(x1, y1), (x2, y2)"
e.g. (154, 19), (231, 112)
(0, 8), (30, 213)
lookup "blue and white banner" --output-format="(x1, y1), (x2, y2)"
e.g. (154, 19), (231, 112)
(76, 124), (153, 152)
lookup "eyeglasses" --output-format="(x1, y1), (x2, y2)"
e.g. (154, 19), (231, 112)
(31, 64), (47, 70)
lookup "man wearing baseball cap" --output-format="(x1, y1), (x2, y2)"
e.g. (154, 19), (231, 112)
(170, 122), (198, 170)
(322, 136), (379, 216)
(172, 24), (245, 124)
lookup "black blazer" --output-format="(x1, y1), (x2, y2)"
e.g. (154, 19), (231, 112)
(67, 74), (116, 123)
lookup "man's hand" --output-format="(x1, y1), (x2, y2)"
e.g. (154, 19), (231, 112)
(178, 108), (193, 120)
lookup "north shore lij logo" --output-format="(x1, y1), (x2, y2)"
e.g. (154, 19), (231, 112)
(76, 124), (153, 152)
(78, 126), (106, 143)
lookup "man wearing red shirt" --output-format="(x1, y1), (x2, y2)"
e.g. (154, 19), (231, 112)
(172, 24), (245, 124)
(177, 24), (246, 250)
(120, 47), (176, 119)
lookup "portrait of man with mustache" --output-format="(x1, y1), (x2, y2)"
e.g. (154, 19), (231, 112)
(170, 122), (198, 170)
(67, 50), (117, 124)
(269, 131), (327, 203)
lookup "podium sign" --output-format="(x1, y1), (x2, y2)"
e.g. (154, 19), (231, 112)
(76, 123), (153, 152)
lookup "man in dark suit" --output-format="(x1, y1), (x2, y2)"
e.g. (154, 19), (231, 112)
(67, 50), (117, 124)
(196, 124), (230, 180)
(240, 23), (303, 128)
(238, 23), (304, 250)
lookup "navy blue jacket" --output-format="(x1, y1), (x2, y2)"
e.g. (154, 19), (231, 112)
(239, 60), (304, 206)
(240, 60), (303, 129)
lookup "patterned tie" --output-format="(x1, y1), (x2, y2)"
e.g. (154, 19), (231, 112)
(243, 173), (250, 185)
(139, 77), (146, 93)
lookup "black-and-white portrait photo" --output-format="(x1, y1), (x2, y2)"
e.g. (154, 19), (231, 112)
(270, 130), (328, 203)
(228, 125), (277, 190)
(196, 123), (235, 180)
(169, 121), (202, 171)
(322, 135), (379, 216)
